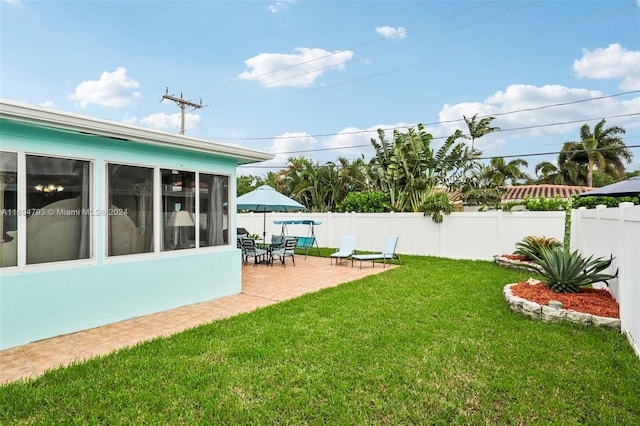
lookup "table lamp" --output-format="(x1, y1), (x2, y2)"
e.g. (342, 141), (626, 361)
(168, 210), (194, 249)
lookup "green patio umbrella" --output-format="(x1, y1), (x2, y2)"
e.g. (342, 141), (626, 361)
(236, 185), (306, 242)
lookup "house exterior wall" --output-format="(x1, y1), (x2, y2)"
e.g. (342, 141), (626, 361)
(0, 120), (243, 350)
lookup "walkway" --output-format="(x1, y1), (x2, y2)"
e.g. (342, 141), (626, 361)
(0, 256), (396, 385)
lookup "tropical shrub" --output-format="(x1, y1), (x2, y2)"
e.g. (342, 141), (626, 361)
(514, 236), (562, 261)
(337, 191), (390, 213)
(572, 195), (639, 209)
(522, 195), (567, 211)
(532, 246), (617, 293)
(422, 192), (453, 223)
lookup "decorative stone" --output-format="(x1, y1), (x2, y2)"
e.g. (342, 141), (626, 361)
(592, 316), (621, 330)
(548, 300), (563, 309)
(502, 283), (620, 331)
(541, 305), (566, 322)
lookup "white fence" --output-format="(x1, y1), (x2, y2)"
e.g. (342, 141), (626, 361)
(573, 204), (640, 358)
(238, 210), (566, 260)
(238, 206), (640, 357)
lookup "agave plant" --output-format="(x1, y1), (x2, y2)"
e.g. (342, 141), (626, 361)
(533, 246), (617, 293)
(514, 235), (562, 261)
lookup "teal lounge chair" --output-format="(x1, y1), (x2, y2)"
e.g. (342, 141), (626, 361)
(330, 235), (356, 266)
(352, 235), (401, 269)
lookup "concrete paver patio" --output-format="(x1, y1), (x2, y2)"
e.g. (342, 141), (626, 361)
(0, 255), (397, 385)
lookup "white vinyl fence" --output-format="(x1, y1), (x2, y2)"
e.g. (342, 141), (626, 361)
(573, 203), (640, 358)
(238, 206), (640, 357)
(238, 210), (565, 260)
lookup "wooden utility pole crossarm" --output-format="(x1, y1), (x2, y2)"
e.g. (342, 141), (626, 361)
(160, 88), (203, 135)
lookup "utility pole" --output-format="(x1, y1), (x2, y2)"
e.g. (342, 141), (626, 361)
(160, 88), (203, 135)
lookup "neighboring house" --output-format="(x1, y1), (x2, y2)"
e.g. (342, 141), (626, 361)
(502, 184), (593, 203)
(0, 100), (273, 350)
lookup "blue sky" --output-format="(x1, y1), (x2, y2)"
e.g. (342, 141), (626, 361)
(2, 0), (639, 178)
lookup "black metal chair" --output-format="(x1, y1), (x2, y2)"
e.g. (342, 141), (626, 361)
(241, 237), (268, 266)
(271, 237), (298, 267)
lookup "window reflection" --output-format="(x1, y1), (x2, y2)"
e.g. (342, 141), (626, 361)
(0, 151), (17, 267)
(162, 169), (195, 251)
(108, 164), (154, 256)
(26, 155), (91, 264)
(200, 173), (229, 247)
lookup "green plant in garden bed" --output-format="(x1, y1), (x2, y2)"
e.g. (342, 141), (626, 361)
(533, 246), (617, 293)
(513, 235), (562, 261)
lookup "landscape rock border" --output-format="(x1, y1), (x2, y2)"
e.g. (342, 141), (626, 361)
(503, 283), (621, 330)
(494, 255), (543, 273)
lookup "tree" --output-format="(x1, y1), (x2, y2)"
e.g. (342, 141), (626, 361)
(479, 157), (530, 186)
(463, 114), (500, 157)
(370, 124), (473, 214)
(539, 119), (632, 187)
(582, 119), (631, 185)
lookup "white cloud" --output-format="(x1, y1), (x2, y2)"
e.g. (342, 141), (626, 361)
(239, 131), (316, 175)
(268, 0), (295, 13)
(573, 43), (640, 90)
(3, 0), (22, 7)
(39, 101), (56, 108)
(375, 26), (406, 40)
(239, 47), (354, 88)
(438, 83), (640, 154)
(68, 67), (141, 108)
(138, 112), (202, 133)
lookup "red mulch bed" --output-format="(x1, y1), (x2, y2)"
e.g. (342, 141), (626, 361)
(511, 282), (619, 319)
(501, 254), (530, 261)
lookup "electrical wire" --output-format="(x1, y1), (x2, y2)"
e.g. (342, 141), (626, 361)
(204, 92), (639, 142)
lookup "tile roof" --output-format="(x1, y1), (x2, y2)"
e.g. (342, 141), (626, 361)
(503, 185), (593, 201)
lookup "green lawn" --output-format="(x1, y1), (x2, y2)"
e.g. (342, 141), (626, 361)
(1, 256), (639, 425)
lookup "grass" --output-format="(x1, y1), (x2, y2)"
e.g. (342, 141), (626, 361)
(1, 255), (639, 424)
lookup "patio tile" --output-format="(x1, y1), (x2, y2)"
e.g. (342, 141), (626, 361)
(0, 256), (397, 385)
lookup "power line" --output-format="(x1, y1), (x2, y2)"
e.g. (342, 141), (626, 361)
(266, 112), (639, 155)
(239, 143), (640, 170)
(182, 1), (499, 96)
(194, 1), (633, 109)
(208, 1), (544, 104)
(160, 88), (204, 135)
(206, 91), (639, 142)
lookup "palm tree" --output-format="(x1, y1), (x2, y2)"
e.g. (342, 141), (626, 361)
(463, 114), (500, 157)
(581, 119), (631, 185)
(480, 157), (530, 186)
(557, 120), (631, 187)
(534, 120), (631, 187)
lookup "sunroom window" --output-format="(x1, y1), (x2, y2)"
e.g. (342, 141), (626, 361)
(0, 151), (17, 267)
(199, 173), (229, 247)
(26, 155), (91, 264)
(107, 164), (154, 256)
(162, 169), (196, 251)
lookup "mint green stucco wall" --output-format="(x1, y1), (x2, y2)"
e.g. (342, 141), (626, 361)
(0, 121), (243, 350)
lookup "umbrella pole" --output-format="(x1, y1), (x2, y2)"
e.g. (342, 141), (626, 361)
(263, 211), (266, 243)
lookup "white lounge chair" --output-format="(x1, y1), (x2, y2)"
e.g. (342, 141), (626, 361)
(352, 235), (401, 269)
(330, 235), (356, 266)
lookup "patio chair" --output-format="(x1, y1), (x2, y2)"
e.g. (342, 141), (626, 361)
(271, 237), (298, 267)
(241, 237), (268, 266)
(352, 235), (401, 269)
(330, 235), (356, 266)
(270, 234), (284, 250)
